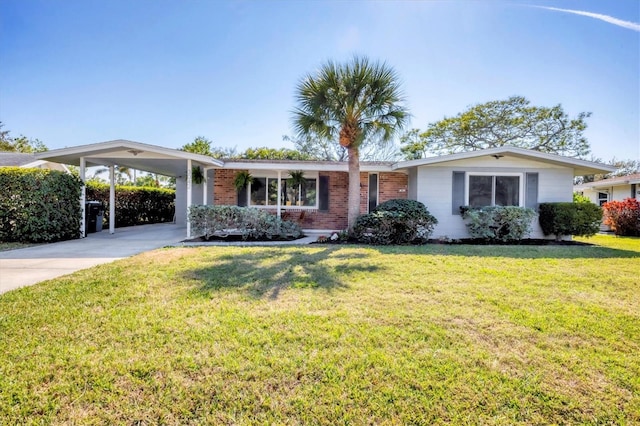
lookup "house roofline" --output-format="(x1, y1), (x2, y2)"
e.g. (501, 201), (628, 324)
(221, 159), (395, 172)
(392, 146), (617, 176)
(574, 173), (640, 190)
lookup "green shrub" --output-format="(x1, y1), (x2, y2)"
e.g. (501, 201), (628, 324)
(462, 206), (536, 242)
(603, 198), (640, 236)
(86, 182), (175, 227)
(0, 167), (82, 242)
(539, 202), (602, 239)
(188, 205), (303, 240)
(573, 192), (591, 203)
(352, 199), (438, 245)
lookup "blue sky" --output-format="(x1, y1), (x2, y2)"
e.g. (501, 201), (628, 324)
(1, 0), (638, 161)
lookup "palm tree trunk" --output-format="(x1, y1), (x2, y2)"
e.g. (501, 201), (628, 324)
(347, 145), (361, 229)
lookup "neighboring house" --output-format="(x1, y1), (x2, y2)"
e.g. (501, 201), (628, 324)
(37, 141), (615, 239)
(574, 173), (640, 206)
(0, 152), (70, 173)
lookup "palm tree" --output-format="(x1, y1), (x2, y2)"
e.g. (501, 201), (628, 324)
(293, 56), (408, 228)
(93, 165), (134, 185)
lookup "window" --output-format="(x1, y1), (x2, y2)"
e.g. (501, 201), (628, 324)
(368, 173), (378, 212)
(285, 179), (317, 207)
(246, 174), (319, 208)
(249, 177), (282, 206)
(598, 192), (608, 206)
(467, 174), (522, 207)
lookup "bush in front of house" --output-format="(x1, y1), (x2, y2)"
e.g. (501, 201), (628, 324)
(538, 202), (602, 240)
(188, 205), (303, 240)
(0, 167), (83, 242)
(351, 199), (438, 245)
(86, 182), (175, 227)
(602, 198), (640, 236)
(461, 206), (536, 242)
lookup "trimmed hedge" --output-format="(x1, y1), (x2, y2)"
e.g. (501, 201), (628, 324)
(539, 202), (602, 239)
(603, 198), (640, 236)
(188, 205), (302, 240)
(86, 182), (175, 227)
(462, 206), (536, 242)
(352, 199), (438, 245)
(0, 167), (83, 242)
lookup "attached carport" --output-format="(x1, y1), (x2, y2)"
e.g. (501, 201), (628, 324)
(37, 140), (223, 239)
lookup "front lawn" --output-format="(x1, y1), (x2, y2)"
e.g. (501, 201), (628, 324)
(1, 235), (638, 424)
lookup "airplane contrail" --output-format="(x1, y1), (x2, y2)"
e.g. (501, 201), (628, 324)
(534, 6), (640, 32)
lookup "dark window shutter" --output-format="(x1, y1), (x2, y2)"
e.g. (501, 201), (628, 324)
(452, 171), (465, 215)
(237, 187), (247, 207)
(525, 173), (539, 210)
(319, 175), (329, 211)
(631, 184), (636, 199)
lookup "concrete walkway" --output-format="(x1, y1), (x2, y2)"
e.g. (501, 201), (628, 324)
(0, 223), (187, 295)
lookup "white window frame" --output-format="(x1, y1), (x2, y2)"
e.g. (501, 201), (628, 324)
(465, 172), (524, 207)
(247, 171), (320, 209)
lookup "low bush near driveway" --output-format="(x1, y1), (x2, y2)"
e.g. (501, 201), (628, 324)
(0, 167), (82, 242)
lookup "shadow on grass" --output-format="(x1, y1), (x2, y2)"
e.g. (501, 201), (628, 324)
(185, 247), (381, 299)
(369, 243), (640, 259)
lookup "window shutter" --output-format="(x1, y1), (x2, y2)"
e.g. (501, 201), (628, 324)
(631, 184), (636, 199)
(525, 173), (539, 210)
(452, 171), (465, 215)
(237, 187), (247, 207)
(319, 175), (329, 211)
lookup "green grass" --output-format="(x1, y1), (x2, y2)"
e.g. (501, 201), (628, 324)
(1, 235), (638, 424)
(0, 241), (36, 252)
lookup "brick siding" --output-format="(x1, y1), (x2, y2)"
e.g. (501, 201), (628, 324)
(210, 169), (408, 231)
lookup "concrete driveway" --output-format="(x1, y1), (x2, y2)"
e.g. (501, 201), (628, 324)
(0, 223), (186, 295)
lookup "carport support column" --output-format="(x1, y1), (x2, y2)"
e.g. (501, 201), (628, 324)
(79, 157), (86, 238)
(202, 167), (208, 205)
(186, 159), (192, 239)
(109, 165), (115, 234)
(277, 170), (282, 218)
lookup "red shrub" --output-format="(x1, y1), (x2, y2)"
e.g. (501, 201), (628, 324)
(602, 198), (640, 236)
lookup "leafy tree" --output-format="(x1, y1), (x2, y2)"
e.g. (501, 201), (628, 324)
(240, 146), (313, 160)
(575, 158), (640, 184)
(0, 121), (48, 152)
(283, 134), (346, 161)
(284, 133), (401, 162)
(400, 96), (591, 159)
(135, 175), (160, 187)
(293, 56), (408, 227)
(180, 136), (237, 158)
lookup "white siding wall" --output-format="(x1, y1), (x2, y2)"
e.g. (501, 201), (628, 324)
(175, 177), (207, 225)
(412, 157), (574, 239)
(407, 168), (417, 200)
(612, 185), (633, 201)
(175, 177), (187, 225)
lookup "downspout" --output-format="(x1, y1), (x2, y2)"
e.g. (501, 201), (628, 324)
(109, 165), (115, 234)
(79, 157), (86, 238)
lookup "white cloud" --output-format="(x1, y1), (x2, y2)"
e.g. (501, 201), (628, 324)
(534, 6), (640, 32)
